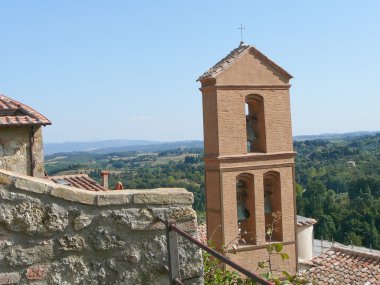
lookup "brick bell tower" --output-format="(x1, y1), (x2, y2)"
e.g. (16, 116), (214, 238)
(198, 42), (297, 273)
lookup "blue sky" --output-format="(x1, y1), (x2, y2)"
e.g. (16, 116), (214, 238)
(0, 1), (379, 143)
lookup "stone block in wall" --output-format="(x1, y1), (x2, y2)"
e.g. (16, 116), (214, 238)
(179, 240), (204, 280)
(140, 235), (168, 275)
(96, 192), (132, 205)
(0, 172), (12, 186)
(25, 265), (49, 281)
(0, 272), (21, 285)
(14, 176), (52, 195)
(0, 199), (68, 235)
(50, 186), (96, 205)
(73, 214), (93, 231)
(43, 204), (68, 233)
(4, 201), (45, 233)
(168, 208), (197, 222)
(133, 188), (194, 205)
(48, 256), (90, 285)
(5, 244), (54, 266)
(122, 245), (141, 264)
(58, 235), (87, 251)
(96, 208), (168, 231)
(89, 226), (126, 250)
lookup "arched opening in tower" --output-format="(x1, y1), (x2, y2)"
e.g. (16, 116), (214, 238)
(236, 173), (256, 245)
(264, 171), (283, 242)
(245, 95), (267, 153)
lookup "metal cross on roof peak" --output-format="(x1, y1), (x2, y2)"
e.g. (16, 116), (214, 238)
(238, 24), (246, 44)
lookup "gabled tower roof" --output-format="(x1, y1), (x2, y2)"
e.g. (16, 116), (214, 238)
(197, 42), (293, 82)
(0, 95), (51, 127)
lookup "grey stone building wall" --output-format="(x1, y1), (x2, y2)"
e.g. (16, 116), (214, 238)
(0, 127), (45, 178)
(0, 169), (203, 285)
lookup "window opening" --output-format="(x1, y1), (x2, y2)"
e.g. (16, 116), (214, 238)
(236, 174), (256, 245)
(236, 180), (250, 221)
(264, 172), (282, 242)
(264, 191), (272, 214)
(245, 95), (266, 153)
(245, 102), (257, 153)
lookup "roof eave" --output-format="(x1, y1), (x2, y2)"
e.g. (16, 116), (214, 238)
(196, 44), (293, 82)
(0, 122), (52, 128)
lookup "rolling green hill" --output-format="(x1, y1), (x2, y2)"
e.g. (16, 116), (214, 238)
(45, 133), (380, 249)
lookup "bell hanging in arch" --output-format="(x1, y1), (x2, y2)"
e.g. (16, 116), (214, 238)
(237, 202), (250, 221)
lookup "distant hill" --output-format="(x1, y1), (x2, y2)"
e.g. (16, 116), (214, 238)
(293, 131), (380, 141)
(44, 140), (203, 155)
(44, 139), (161, 155)
(44, 131), (380, 155)
(90, 140), (204, 154)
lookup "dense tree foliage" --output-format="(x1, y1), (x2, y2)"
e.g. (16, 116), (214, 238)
(45, 135), (380, 249)
(295, 134), (380, 249)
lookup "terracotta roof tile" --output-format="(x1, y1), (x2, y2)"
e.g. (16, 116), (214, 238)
(197, 42), (293, 82)
(49, 174), (108, 192)
(0, 95), (51, 127)
(304, 246), (380, 284)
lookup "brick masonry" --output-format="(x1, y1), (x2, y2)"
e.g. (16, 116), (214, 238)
(200, 44), (297, 274)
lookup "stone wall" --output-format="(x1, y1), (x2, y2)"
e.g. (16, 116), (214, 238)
(0, 127), (45, 178)
(0, 169), (203, 285)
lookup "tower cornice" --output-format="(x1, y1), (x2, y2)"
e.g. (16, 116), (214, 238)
(200, 84), (291, 93)
(204, 151), (296, 164)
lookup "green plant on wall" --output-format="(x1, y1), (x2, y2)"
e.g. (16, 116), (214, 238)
(203, 212), (311, 285)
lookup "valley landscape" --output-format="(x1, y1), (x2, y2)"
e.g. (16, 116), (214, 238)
(45, 132), (380, 250)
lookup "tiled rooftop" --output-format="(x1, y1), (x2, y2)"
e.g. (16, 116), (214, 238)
(197, 42), (292, 82)
(49, 174), (108, 192)
(304, 246), (380, 284)
(313, 239), (380, 258)
(0, 95), (51, 127)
